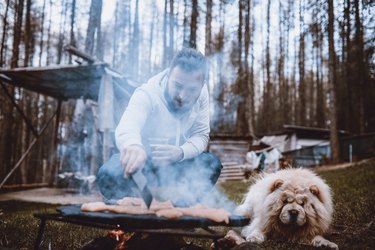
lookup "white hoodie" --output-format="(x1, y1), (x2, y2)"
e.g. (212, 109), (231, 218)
(115, 69), (210, 160)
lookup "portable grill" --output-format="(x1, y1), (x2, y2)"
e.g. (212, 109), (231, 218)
(33, 204), (250, 249)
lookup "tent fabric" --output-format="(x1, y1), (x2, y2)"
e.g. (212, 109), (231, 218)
(0, 63), (107, 100)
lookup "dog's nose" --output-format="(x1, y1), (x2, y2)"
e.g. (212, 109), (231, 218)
(289, 209), (299, 219)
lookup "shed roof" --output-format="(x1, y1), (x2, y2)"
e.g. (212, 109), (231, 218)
(0, 63), (107, 100)
(283, 124), (350, 139)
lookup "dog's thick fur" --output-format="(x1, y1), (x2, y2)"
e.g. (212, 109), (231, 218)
(235, 168), (338, 249)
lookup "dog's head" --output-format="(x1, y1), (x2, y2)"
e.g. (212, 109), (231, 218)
(268, 180), (308, 226)
(264, 179), (331, 240)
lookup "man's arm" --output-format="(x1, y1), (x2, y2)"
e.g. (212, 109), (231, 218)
(180, 85), (210, 160)
(115, 89), (153, 176)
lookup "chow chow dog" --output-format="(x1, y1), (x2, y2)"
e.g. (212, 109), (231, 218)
(235, 168), (338, 249)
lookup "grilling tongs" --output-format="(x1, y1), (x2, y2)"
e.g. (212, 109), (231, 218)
(130, 170), (153, 208)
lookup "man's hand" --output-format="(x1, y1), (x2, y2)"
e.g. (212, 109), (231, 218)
(120, 145), (147, 177)
(151, 144), (183, 167)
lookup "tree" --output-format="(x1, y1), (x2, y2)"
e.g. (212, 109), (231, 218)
(211, 0), (226, 133)
(310, 0), (326, 128)
(328, 0), (340, 163)
(182, 0), (189, 47)
(205, 0), (213, 56)
(46, 0), (53, 65)
(11, 0), (24, 68)
(233, 0), (249, 135)
(130, 0), (139, 78)
(69, 0), (76, 64)
(353, 0), (366, 133)
(163, 0), (168, 67)
(85, 0), (102, 57)
(24, 0), (32, 66)
(57, 0), (68, 64)
(162, 0), (174, 68)
(298, 0), (306, 126)
(189, 0), (198, 48)
(245, 0), (255, 137)
(38, 0), (46, 66)
(258, 0), (273, 134)
(0, 0), (11, 67)
(169, 0), (174, 60)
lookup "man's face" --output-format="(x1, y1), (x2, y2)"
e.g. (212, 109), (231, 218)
(165, 66), (204, 114)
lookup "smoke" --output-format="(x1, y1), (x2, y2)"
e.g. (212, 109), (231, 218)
(148, 155), (236, 211)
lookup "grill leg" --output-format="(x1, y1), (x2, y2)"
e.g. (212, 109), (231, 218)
(34, 218), (46, 250)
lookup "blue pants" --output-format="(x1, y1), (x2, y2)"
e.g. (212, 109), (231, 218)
(96, 153), (223, 206)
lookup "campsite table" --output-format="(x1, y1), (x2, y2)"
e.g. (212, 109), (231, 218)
(33, 205), (250, 250)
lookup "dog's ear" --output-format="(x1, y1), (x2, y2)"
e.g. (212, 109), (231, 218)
(309, 185), (324, 203)
(309, 185), (320, 196)
(270, 179), (284, 192)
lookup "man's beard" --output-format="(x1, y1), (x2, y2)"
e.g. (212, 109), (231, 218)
(164, 91), (190, 115)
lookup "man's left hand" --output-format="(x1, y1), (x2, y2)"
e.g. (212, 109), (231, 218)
(151, 144), (183, 166)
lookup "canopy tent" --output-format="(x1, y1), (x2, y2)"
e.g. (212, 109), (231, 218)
(0, 61), (137, 188)
(0, 63), (107, 100)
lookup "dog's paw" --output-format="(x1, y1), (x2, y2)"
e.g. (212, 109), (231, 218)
(312, 235), (339, 249)
(245, 231), (265, 243)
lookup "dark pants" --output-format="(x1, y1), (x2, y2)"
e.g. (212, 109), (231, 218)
(96, 153), (223, 206)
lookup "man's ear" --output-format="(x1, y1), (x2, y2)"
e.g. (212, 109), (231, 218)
(270, 179), (284, 192)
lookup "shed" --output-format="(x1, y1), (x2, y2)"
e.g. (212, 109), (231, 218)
(251, 125), (351, 167)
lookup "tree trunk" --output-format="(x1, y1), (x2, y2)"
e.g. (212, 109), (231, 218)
(46, 0), (53, 65)
(69, 0), (76, 64)
(57, 0), (67, 64)
(245, 0), (255, 137)
(95, 1), (103, 60)
(148, 1), (157, 75)
(298, 0), (306, 126)
(205, 0), (212, 56)
(112, 0), (119, 67)
(131, 0), (139, 78)
(24, 0), (32, 67)
(163, 0), (168, 67)
(354, 0), (365, 133)
(169, 0), (174, 60)
(182, 0), (189, 47)
(0, 0), (11, 67)
(38, 0), (46, 66)
(260, 0), (272, 133)
(328, 0), (340, 163)
(189, 0), (198, 48)
(85, 0), (103, 56)
(11, 0), (24, 68)
(278, 0), (286, 129)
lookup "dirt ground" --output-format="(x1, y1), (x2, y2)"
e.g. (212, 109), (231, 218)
(0, 187), (102, 204)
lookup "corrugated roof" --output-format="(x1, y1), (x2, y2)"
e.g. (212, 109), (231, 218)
(0, 63), (107, 100)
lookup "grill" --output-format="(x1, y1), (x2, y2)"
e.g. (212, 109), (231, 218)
(33, 205), (250, 249)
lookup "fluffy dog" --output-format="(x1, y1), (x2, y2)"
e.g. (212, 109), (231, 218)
(235, 168), (338, 249)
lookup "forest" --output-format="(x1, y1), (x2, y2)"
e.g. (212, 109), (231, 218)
(0, 0), (374, 186)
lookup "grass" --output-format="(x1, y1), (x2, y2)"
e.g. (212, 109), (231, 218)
(1, 159), (375, 249)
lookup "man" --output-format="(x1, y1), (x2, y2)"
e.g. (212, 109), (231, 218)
(97, 48), (222, 206)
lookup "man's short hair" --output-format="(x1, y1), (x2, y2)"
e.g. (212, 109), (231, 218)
(169, 48), (207, 81)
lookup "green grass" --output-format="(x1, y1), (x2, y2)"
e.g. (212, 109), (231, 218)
(1, 160), (375, 249)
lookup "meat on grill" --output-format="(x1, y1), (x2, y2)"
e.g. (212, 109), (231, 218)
(81, 198), (231, 224)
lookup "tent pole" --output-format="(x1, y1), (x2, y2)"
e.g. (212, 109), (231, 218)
(0, 104), (59, 189)
(48, 100), (62, 186)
